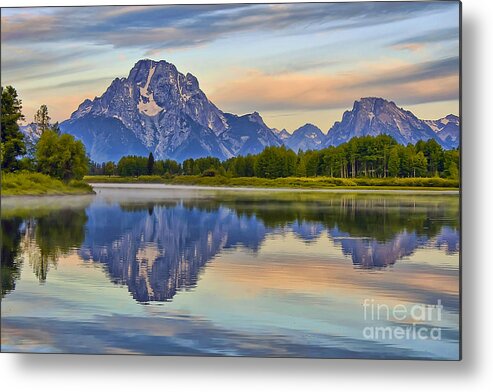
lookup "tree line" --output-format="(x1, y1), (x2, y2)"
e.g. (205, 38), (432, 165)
(93, 135), (459, 180)
(2, 85), (459, 182)
(1, 86), (89, 181)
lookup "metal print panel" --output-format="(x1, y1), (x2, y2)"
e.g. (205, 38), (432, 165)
(0, 1), (461, 359)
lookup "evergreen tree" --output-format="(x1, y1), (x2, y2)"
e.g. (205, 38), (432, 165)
(34, 104), (51, 134)
(388, 147), (400, 177)
(182, 158), (195, 175)
(147, 152), (155, 175)
(413, 151), (428, 177)
(1, 86), (26, 171)
(295, 152), (307, 177)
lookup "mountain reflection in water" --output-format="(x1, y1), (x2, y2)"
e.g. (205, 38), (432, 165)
(1, 190), (459, 303)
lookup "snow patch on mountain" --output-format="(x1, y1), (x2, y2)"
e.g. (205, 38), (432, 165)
(137, 63), (162, 116)
(58, 61), (459, 163)
(61, 59), (282, 162)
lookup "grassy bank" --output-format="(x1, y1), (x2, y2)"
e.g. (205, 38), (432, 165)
(1, 172), (95, 196)
(85, 175), (459, 190)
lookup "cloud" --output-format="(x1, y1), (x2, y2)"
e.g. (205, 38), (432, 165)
(390, 43), (426, 52)
(2, 3), (454, 51)
(360, 56), (459, 87)
(265, 59), (340, 75)
(391, 27), (459, 49)
(24, 76), (116, 91)
(1, 43), (104, 82)
(210, 57), (459, 112)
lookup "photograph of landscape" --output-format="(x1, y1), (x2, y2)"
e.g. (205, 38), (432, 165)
(1, 1), (460, 359)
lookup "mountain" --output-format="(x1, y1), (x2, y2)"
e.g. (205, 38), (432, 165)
(273, 128), (291, 141)
(285, 123), (325, 152)
(19, 123), (42, 148)
(221, 112), (282, 156)
(324, 97), (454, 148)
(60, 59), (280, 162)
(58, 63), (459, 162)
(424, 114), (460, 149)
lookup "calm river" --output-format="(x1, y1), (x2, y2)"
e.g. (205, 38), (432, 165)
(1, 185), (460, 359)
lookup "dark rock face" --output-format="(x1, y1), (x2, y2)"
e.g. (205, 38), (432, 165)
(58, 116), (150, 163)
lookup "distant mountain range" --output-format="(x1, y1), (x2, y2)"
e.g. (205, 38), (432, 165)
(21, 59), (459, 163)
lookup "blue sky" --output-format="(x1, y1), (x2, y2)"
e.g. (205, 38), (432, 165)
(1, 2), (460, 131)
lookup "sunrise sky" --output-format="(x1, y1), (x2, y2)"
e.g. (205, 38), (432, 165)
(1, 1), (460, 132)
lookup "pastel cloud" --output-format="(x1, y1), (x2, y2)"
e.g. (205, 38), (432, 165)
(210, 57), (459, 113)
(2, 3), (450, 50)
(390, 26), (459, 51)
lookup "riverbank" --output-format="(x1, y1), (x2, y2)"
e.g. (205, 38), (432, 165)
(85, 175), (459, 191)
(1, 172), (95, 197)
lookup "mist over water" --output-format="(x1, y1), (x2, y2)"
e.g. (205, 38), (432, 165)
(1, 187), (460, 359)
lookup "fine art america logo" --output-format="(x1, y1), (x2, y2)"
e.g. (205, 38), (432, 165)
(362, 298), (443, 341)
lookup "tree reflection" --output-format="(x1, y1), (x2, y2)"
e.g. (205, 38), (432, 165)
(1, 217), (23, 298)
(26, 209), (88, 281)
(77, 194), (459, 303)
(2, 208), (88, 284)
(2, 193), (459, 301)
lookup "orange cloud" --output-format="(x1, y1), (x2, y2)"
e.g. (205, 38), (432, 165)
(391, 43), (425, 52)
(1, 14), (57, 40)
(22, 93), (93, 124)
(210, 58), (459, 113)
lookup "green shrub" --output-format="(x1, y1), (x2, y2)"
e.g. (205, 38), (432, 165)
(83, 174), (458, 190)
(1, 171), (94, 196)
(201, 168), (218, 177)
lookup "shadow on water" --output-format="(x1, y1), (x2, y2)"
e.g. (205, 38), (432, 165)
(1, 192), (459, 302)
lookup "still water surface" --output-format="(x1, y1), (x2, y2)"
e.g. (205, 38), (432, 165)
(1, 186), (460, 359)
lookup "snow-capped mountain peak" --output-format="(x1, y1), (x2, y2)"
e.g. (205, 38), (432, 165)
(60, 59), (281, 162)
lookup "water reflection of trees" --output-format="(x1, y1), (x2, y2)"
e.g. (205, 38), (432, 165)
(78, 196), (458, 302)
(27, 209), (88, 281)
(1, 193), (459, 301)
(1, 218), (23, 298)
(1, 208), (88, 292)
(115, 196), (459, 249)
(218, 196), (459, 241)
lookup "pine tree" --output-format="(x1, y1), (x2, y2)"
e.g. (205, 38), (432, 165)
(147, 152), (155, 175)
(413, 151), (428, 177)
(1, 86), (26, 171)
(388, 147), (400, 177)
(34, 104), (51, 134)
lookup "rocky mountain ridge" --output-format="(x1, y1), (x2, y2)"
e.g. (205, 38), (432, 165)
(34, 59), (460, 162)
